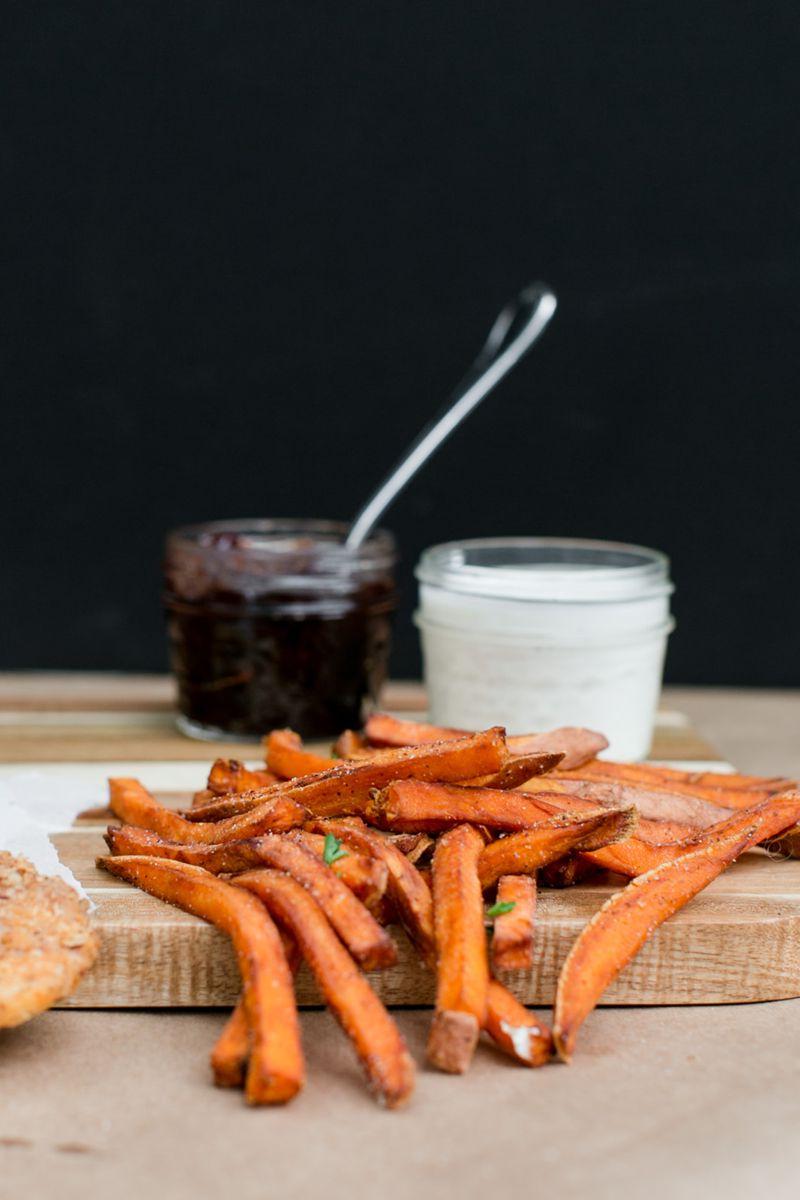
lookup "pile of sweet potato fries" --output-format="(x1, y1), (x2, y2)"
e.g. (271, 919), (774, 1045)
(97, 715), (800, 1108)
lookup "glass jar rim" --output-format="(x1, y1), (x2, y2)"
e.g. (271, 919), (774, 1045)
(166, 518), (396, 571)
(415, 537), (673, 603)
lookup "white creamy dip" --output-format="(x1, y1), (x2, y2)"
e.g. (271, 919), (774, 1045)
(415, 538), (674, 760)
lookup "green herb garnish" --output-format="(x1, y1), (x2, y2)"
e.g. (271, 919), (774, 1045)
(323, 833), (349, 866)
(486, 900), (516, 918)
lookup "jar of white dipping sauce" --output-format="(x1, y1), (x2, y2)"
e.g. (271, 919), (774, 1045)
(415, 538), (675, 761)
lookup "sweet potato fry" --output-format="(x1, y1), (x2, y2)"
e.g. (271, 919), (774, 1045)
(104, 826), (394, 970)
(514, 787), (697, 848)
(332, 729), (368, 757)
(232, 870), (415, 1108)
(520, 775), (730, 830)
(97, 855), (303, 1104)
(553, 822), (759, 1061)
(207, 759), (276, 795)
(483, 979), (552, 1066)
(289, 728), (508, 818)
(491, 875), (537, 973)
(211, 998), (250, 1088)
(478, 808), (638, 890)
(539, 855), (604, 888)
(212, 928), (302, 1088)
(364, 714), (608, 768)
(183, 794), (263, 821)
(555, 760), (793, 807)
(307, 817), (436, 961)
(427, 824), (489, 1073)
(284, 830), (389, 911)
(465, 754), (563, 789)
(364, 713), (465, 746)
(264, 729), (337, 779)
(108, 778), (306, 844)
(583, 789), (800, 879)
(368, 778), (574, 833)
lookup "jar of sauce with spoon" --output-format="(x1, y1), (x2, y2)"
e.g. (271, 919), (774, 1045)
(163, 519), (397, 740)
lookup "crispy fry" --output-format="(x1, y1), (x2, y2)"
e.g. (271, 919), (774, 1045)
(514, 787), (697, 849)
(97, 855), (303, 1104)
(332, 729), (368, 757)
(104, 827), (394, 970)
(289, 728), (508, 818)
(264, 729), (337, 779)
(211, 998), (250, 1088)
(553, 823), (759, 1061)
(364, 713), (465, 746)
(183, 783), (298, 822)
(284, 830), (389, 911)
(555, 760), (794, 807)
(539, 855), (604, 888)
(478, 808), (638, 890)
(520, 775), (730, 829)
(583, 789), (800, 879)
(491, 876), (537, 973)
(368, 778), (572, 833)
(108, 778), (306, 844)
(483, 979), (552, 1066)
(306, 817), (436, 962)
(212, 929), (302, 1088)
(363, 714), (608, 768)
(207, 759), (277, 795)
(465, 754), (563, 789)
(233, 870), (415, 1108)
(427, 825), (489, 1073)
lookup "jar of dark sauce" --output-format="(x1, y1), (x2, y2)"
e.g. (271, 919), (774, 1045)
(164, 519), (397, 740)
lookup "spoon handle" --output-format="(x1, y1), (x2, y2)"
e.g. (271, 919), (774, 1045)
(346, 283), (557, 549)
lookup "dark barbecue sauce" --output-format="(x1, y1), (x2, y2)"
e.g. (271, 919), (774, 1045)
(163, 522), (396, 740)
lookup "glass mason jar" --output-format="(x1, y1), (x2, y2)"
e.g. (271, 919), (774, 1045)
(415, 537), (674, 760)
(164, 519), (397, 740)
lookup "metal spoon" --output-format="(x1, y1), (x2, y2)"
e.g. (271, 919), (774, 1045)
(346, 282), (557, 548)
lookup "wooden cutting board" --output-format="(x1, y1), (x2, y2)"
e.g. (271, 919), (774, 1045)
(35, 704), (797, 1009)
(55, 821), (800, 1008)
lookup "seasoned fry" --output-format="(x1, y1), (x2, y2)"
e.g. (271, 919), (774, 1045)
(364, 713), (608, 768)
(104, 827), (394, 969)
(284, 830), (389, 911)
(212, 930), (302, 1088)
(232, 870), (415, 1108)
(555, 759), (793, 807)
(583, 789), (800, 879)
(332, 729), (368, 757)
(491, 876), (537, 973)
(514, 787), (697, 850)
(108, 778), (306, 844)
(478, 808), (638, 890)
(97, 855), (303, 1104)
(306, 817), (436, 961)
(207, 759), (276, 795)
(368, 778), (571, 833)
(290, 728), (508, 818)
(539, 855), (604, 888)
(520, 775), (730, 830)
(483, 979), (552, 1066)
(427, 825), (489, 1073)
(264, 729), (337, 779)
(364, 713), (465, 746)
(211, 998), (250, 1088)
(465, 754), (563, 790)
(553, 823), (759, 1061)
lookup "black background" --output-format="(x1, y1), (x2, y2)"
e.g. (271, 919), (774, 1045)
(4, 2), (799, 683)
